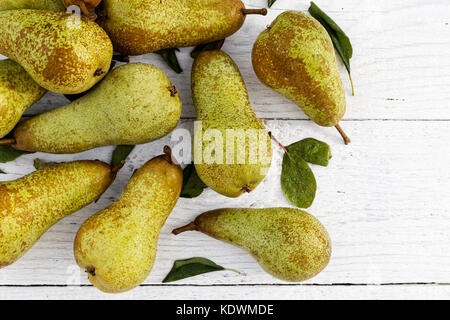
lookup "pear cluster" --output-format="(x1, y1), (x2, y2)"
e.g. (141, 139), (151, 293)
(0, 1), (346, 293)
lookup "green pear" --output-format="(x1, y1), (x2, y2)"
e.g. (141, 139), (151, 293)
(173, 208), (331, 282)
(192, 50), (272, 198)
(0, 0), (65, 11)
(97, 0), (267, 55)
(0, 160), (120, 268)
(252, 11), (350, 144)
(0, 59), (46, 138)
(0, 9), (112, 94)
(74, 147), (183, 293)
(0, 63), (182, 154)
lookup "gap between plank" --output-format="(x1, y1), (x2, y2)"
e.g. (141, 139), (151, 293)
(1, 282), (450, 288)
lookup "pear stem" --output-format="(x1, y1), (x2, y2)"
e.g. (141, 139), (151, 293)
(172, 222), (197, 235)
(349, 73), (355, 96)
(113, 54), (130, 63)
(110, 161), (125, 178)
(0, 138), (15, 146)
(241, 8), (268, 16)
(163, 145), (173, 164)
(335, 124), (351, 145)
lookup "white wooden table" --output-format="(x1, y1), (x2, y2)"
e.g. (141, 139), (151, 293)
(1, 0), (450, 300)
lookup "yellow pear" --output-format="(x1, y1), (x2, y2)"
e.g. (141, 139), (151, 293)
(0, 59), (46, 138)
(192, 50), (272, 197)
(0, 10), (112, 94)
(0, 63), (182, 154)
(0, 160), (119, 268)
(174, 208), (331, 282)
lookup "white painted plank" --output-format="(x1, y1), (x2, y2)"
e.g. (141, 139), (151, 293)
(1, 0), (449, 120)
(1, 284), (449, 300)
(1, 0), (450, 299)
(0, 120), (449, 286)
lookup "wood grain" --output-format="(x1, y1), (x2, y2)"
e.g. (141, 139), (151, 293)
(1, 284), (449, 300)
(1, 0), (449, 121)
(0, 0), (449, 299)
(1, 120), (449, 288)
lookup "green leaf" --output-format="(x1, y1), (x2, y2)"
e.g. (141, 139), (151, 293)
(190, 39), (225, 59)
(180, 163), (207, 198)
(163, 257), (229, 283)
(111, 145), (135, 167)
(287, 138), (332, 167)
(155, 48), (183, 73)
(281, 150), (317, 209)
(64, 61), (117, 102)
(268, 0), (277, 8)
(308, 2), (354, 95)
(33, 159), (60, 170)
(0, 146), (33, 163)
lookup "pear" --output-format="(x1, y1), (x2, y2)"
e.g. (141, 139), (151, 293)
(0, 59), (46, 138)
(252, 11), (350, 144)
(173, 208), (331, 282)
(74, 147), (183, 293)
(97, 0), (267, 55)
(0, 9), (112, 94)
(0, 63), (182, 154)
(0, 0), (65, 11)
(0, 160), (120, 269)
(192, 50), (272, 198)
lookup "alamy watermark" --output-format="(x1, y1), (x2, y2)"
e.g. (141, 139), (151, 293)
(170, 121), (272, 167)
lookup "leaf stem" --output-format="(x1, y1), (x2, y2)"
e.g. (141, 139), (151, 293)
(349, 73), (355, 96)
(335, 124), (351, 145)
(224, 268), (241, 275)
(268, 132), (288, 153)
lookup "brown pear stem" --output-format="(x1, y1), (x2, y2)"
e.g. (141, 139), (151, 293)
(335, 124), (351, 145)
(241, 8), (268, 16)
(80, 3), (96, 20)
(0, 138), (15, 146)
(172, 222), (197, 235)
(113, 54), (130, 63)
(110, 161), (125, 178)
(163, 145), (173, 164)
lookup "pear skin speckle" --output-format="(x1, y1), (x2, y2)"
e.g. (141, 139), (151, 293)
(0, 0), (65, 11)
(74, 153), (183, 293)
(0, 9), (113, 94)
(193, 208), (331, 282)
(0, 59), (46, 138)
(252, 11), (346, 127)
(98, 0), (246, 55)
(12, 63), (182, 154)
(0, 161), (114, 268)
(191, 50), (272, 198)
